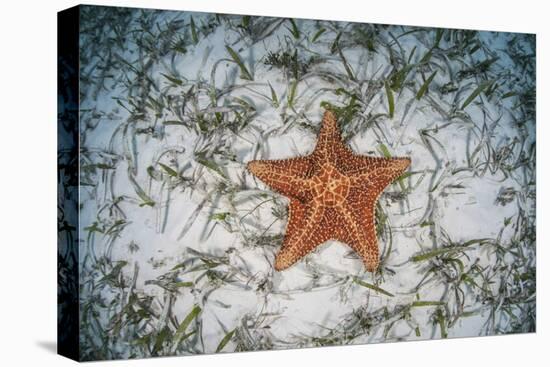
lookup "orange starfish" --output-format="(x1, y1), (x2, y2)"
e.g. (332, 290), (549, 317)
(247, 110), (410, 272)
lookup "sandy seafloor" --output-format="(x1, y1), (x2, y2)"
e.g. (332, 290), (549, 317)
(73, 5), (536, 361)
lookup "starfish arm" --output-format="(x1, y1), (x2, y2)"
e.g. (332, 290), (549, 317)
(282, 198), (306, 241)
(312, 110), (350, 165)
(335, 199), (380, 272)
(350, 157), (411, 190)
(275, 203), (329, 270)
(247, 157), (313, 199)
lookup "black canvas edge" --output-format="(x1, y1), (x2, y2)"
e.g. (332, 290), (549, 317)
(57, 5), (81, 362)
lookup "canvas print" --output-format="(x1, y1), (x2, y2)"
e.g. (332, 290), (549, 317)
(57, 4), (536, 361)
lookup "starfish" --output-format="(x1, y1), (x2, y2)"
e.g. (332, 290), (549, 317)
(247, 110), (410, 272)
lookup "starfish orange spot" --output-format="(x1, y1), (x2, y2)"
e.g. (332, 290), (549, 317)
(247, 110), (411, 272)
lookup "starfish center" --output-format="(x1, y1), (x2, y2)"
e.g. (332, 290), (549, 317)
(311, 163), (350, 207)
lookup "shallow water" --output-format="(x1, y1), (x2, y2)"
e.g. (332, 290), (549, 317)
(66, 5), (535, 361)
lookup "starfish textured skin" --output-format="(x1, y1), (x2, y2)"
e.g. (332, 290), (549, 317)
(247, 110), (411, 272)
